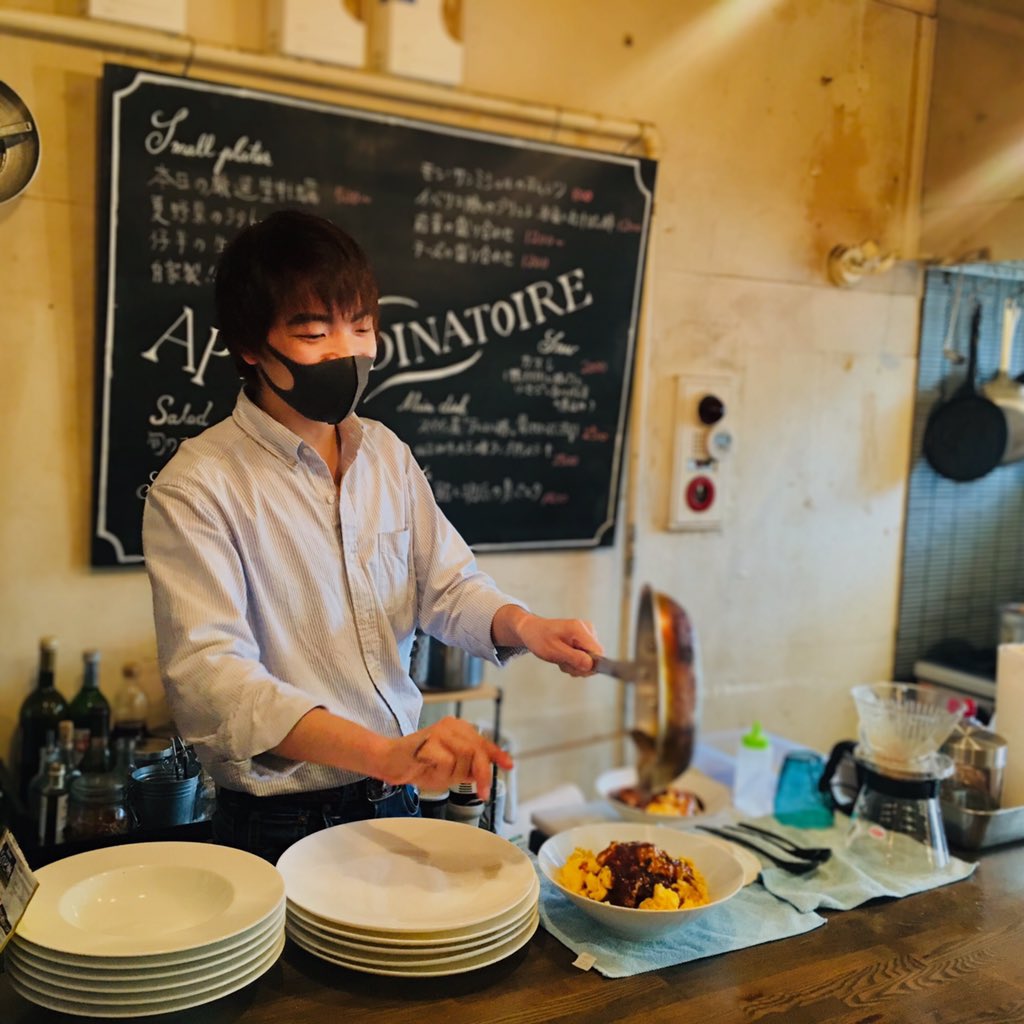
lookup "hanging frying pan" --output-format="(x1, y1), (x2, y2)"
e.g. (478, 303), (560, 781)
(590, 585), (700, 792)
(923, 302), (1007, 482)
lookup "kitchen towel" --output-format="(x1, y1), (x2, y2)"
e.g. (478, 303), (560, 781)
(536, 865), (825, 979)
(996, 643), (1024, 806)
(751, 817), (977, 914)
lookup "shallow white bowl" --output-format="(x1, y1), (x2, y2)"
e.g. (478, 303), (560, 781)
(277, 817), (534, 933)
(537, 824), (744, 939)
(595, 766), (731, 826)
(8, 932), (285, 1018)
(17, 842), (284, 958)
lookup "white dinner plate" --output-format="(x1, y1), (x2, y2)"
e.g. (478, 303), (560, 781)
(595, 766), (732, 826)
(8, 932), (285, 1018)
(285, 903), (536, 966)
(8, 916), (284, 995)
(277, 817), (535, 932)
(284, 872), (539, 946)
(12, 897), (284, 970)
(17, 842), (284, 958)
(287, 910), (539, 977)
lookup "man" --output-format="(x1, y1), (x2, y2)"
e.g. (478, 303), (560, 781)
(143, 210), (602, 862)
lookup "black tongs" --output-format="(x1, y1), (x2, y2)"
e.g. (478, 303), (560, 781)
(698, 822), (831, 875)
(732, 822), (832, 863)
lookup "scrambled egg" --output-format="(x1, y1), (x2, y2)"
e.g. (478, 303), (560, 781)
(644, 790), (702, 816)
(558, 848), (614, 902)
(558, 844), (710, 911)
(641, 883), (681, 910)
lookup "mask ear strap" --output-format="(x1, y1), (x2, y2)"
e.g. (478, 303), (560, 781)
(256, 357), (295, 403)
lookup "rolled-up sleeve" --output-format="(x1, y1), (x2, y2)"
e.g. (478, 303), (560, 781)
(404, 451), (528, 666)
(143, 482), (321, 776)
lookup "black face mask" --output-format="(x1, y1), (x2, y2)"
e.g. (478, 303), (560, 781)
(259, 344), (373, 424)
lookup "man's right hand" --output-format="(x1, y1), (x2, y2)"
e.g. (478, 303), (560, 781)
(378, 716), (513, 800)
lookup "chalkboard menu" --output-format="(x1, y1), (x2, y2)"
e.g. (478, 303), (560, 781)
(91, 64), (656, 566)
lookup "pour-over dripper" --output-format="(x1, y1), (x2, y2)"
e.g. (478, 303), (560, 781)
(852, 683), (964, 769)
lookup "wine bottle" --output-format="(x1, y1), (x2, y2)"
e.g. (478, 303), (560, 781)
(68, 650), (110, 762)
(16, 637), (67, 803)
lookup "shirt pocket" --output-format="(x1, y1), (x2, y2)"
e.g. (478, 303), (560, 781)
(369, 528), (414, 634)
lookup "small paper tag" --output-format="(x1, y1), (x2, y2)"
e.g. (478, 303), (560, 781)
(0, 829), (40, 954)
(572, 951), (597, 971)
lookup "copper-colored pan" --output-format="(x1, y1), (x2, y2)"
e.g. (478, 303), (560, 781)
(591, 585), (700, 792)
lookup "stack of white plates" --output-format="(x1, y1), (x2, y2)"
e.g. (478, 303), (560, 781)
(8, 842), (285, 1018)
(278, 817), (539, 976)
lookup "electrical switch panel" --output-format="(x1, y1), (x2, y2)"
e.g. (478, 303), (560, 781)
(668, 374), (738, 532)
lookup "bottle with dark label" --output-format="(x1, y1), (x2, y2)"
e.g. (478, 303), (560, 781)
(68, 650), (110, 763)
(38, 761), (68, 847)
(27, 731), (59, 826)
(16, 637), (67, 803)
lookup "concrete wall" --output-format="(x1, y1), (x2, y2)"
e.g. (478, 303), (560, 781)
(0, 0), (937, 801)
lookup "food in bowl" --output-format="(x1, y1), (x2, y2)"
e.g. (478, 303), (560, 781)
(558, 840), (709, 910)
(612, 785), (705, 817)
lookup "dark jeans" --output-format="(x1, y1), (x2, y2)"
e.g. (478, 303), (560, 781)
(212, 780), (421, 865)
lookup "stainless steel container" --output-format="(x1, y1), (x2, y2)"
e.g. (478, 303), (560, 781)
(940, 722), (1007, 811)
(409, 632), (483, 692)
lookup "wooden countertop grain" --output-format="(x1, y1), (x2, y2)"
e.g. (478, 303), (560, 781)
(3, 843), (1022, 1024)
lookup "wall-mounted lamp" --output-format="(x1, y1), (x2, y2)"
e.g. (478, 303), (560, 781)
(827, 240), (897, 287)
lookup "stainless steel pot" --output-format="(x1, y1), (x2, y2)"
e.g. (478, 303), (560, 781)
(590, 585), (700, 792)
(941, 722), (1007, 811)
(409, 632), (483, 692)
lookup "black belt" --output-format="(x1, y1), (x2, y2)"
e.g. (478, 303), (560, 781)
(217, 778), (401, 811)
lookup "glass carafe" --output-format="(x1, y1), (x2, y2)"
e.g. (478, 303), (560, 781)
(845, 757), (951, 871)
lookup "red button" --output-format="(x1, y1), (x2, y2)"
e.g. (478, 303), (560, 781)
(686, 475), (715, 512)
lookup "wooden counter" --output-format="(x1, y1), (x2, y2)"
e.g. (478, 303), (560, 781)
(3, 842), (1022, 1023)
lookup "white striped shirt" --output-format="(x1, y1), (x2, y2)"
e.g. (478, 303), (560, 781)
(142, 389), (523, 795)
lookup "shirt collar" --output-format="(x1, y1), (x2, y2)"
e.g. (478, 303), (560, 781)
(232, 388), (365, 468)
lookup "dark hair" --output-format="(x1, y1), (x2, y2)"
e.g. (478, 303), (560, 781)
(213, 210), (379, 384)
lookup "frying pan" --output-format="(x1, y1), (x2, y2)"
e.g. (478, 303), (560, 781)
(590, 585), (700, 792)
(923, 302), (1007, 483)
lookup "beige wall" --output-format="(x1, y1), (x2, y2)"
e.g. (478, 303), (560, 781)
(920, 0), (1024, 261)
(0, 0), (934, 800)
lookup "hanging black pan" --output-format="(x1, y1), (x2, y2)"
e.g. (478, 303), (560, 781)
(923, 302), (1007, 482)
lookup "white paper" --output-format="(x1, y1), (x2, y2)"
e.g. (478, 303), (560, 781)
(996, 644), (1024, 807)
(0, 829), (39, 953)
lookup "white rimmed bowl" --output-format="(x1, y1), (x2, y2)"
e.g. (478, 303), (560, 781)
(595, 766), (731, 826)
(537, 824), (744, 939)
(16, 842), (284, 959)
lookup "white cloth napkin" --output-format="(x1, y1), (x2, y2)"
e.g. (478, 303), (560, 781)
(536, 861), (825, 979)
(749, 816), (977, 913)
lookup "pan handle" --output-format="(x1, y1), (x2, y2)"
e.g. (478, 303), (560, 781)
(590, 654), (639, 681)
